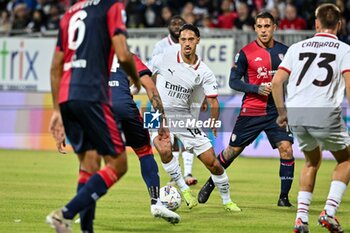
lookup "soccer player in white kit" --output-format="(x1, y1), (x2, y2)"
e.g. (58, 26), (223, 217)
(152, 15), (200, 186)
(150, 24), (241, 212)
(272, 3), (350, 233)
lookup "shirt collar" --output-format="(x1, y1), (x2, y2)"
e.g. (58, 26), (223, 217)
(177, 51), (201, 70)
(167, 35), (175, 45)
(314, 33), (338, 40)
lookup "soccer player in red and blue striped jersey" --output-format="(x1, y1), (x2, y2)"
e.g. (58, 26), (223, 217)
(198, 12), (295, 207)
(47, 1), (141, 232)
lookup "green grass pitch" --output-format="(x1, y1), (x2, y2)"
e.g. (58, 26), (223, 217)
(0, 149), (349, 233)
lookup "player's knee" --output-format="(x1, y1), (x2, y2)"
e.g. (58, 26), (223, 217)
(156, 146), (172, 163)
(279, 143), (293, 159)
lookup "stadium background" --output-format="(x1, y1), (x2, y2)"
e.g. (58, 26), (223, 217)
(0, 0), (350, 158)
(1, 2), (350, 233)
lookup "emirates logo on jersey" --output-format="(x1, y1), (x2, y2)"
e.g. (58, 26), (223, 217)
(257, 66), (269, 79)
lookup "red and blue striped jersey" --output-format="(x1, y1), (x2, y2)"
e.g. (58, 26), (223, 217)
(229, 40), (288, 116)
(109, 54), (151, 105)
(56, 0), (127, 104)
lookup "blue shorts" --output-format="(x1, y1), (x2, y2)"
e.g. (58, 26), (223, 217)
(60, 100), (125, 156)
(229, 113), (293, 149)
(112, 102), (150, 149)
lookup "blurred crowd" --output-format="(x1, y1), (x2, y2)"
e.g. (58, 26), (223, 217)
(0, 0), (349, 43)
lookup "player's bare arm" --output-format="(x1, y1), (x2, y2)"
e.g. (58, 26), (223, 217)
(271, 69), (289, 128)
(49, 50), (66, 154)
(206, 97), (220, 137)
(112, 35), (141, 92)
(141, 74), (169, 139)
(201, 98), (208, 112)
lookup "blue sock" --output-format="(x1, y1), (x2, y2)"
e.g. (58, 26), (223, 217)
(217, 150), (234, 169)
(63, 174), (108, 220)
(279, 158), (295, 197)
(77, 183), (95, 233)
(139, 155), (159, 205)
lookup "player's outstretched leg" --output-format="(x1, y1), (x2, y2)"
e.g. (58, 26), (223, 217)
(162, 156), (198, 209)
(154, 136), (198, 209)
(198, 147), (241, 212)
(198, 149), (236, 203)
(47, 152), (127, 232)
(77, 169), (96, 232)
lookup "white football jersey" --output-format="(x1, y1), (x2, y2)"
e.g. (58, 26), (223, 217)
(151, 37), (205, 118)
(280, 33), (350, 108)
(149, 47), (218, 116)
(279, 33), (350, 127)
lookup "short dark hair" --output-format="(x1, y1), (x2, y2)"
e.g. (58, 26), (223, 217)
(255, 11), (275, 24)
(315, 3), (341, 30)
(169, 15), (185, 24)
(179, 24), (200, 37)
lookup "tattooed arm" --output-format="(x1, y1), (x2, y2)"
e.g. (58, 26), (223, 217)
(140, 74), (169, 139)
(141, 74), (164, 114)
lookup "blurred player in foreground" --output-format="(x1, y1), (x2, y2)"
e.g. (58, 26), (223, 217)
(75, 54), (180, 231)
(47, 1), (141, 232)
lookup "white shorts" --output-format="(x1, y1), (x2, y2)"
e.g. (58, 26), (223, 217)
(151, 129), (212, 156)
(291, 125), (350, 152)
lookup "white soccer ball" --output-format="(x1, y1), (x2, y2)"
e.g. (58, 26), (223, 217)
(159, 186), (182, 211)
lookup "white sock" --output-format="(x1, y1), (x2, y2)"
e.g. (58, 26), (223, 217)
(172, 151), (180, 160)
(296, 191), (312, 222)
(324, 180), (347, 217)
(182, 151), (194, 176)
(211, 170), (231, 204)
(162, 156), (188, 192)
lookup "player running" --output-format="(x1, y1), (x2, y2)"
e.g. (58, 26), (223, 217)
(152, 15), (199, 186)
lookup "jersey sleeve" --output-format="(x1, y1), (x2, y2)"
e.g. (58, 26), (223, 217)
(132, 54), (152, 77)
(278, 45), (294, 74)
(148, 53), (163, 75)
(203, 71), (218, 97)
(107, 2), (127, 38)
(229, 50), (259, 93)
